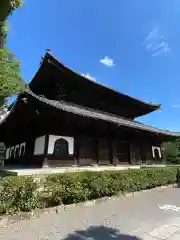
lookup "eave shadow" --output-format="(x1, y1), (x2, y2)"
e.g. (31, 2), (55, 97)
(63, 225), (142, 240)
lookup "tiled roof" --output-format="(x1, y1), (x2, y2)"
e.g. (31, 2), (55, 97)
(46, 52), (161, 109)
(25, 88), (180, 137)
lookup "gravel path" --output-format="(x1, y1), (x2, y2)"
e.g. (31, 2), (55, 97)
(1, 187), (180, 239)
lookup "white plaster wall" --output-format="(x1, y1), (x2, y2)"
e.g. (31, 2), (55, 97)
(34, 136), (46, 155)
(5, 142), (26, 159)
(5, 148), (10, 159)
(19, 142), (26, 156)
(152, 146), (162, 158)
(48, 135), (74, 155)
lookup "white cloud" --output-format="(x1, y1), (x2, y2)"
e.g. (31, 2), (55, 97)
(100, 56), (115, 67)
(145, 26), (170, 57)
(81, 73), (96, 82)
(145, 27), (159, 41)
(172, 104), (180, 108)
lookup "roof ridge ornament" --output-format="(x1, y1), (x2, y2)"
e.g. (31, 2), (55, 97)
(40, 49), (52, 65)
(46, 48), (52, 55)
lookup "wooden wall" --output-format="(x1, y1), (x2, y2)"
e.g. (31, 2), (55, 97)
(45, 136), (162, 167)
(3, 103), (164, 167)
(4, 135), (163, 167)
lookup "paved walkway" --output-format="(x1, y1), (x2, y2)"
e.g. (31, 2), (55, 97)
(1, 187), (180, 239)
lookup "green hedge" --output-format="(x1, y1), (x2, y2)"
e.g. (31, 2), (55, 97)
(0, 167), (178, 214)
(0, 176), (43, 214)
(45, 167), (178, 206)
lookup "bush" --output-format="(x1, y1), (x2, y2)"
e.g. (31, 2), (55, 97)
(0, 167), (178, 214)
(45, 167), (178, 206)
(0, 176), (42, 214)
(44, 172), (90, 205)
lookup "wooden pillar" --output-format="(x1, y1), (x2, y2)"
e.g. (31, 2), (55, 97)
(108, 138), (113, 165)
(74, 136), (79, 166)
(42, 134), (49, 168)
(129, 144), (133, 164)
(160, 143), (165, 163)
(95, 138), (99, 165)
(111, 140), (117, 165)
(0, 142), (5, 168)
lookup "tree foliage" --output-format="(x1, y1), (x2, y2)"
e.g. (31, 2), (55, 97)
(163, 138), (180, 164)
(0, 47), (25, 106)
(0, 1), (23, 45)
(0, 0), (25, 106)
(0, 0), (23, 21)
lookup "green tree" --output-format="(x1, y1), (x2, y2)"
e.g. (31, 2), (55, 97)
(0, 0), (25, 106)
(0, 1), (23, 21)
(163, 138), (180, 164)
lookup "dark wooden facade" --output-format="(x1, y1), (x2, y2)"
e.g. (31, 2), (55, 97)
(2, 100), (164, 167)
(0, 52), (179, 168)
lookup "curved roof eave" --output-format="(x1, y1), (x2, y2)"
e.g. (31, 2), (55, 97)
(44, 52), (161, 110)
(24, 87), (180, 138)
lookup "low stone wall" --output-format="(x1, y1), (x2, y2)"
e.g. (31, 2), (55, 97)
(0, 164), (168, 176)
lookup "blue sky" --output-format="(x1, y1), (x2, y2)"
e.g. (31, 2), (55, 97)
(6, 0), (180, 131)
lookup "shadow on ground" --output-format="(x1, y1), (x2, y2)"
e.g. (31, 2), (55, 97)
(63, 225), (142, 240)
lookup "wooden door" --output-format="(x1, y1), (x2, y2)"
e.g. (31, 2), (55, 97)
(48, 138), (74, 167)
(140, 144), (147, 164)
(78, 137), (96, 166)
(114, 141), (130, 164)
(130, 144), (142, 164)
(98, 138), (111, 165)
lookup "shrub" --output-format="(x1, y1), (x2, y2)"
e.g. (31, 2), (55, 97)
(0, 176), (42, 214)
(45, 172), (90, 205)
(45, 167), (178, 205)
(0, 167), (178, 214)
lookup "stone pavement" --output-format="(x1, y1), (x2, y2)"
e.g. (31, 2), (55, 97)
(1, 187), (180, 239)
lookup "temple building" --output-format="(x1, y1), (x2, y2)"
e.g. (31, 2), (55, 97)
(0, 51), (179, 168)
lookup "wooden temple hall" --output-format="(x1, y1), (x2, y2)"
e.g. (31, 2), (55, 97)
(0, 51), (179, 168)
